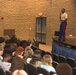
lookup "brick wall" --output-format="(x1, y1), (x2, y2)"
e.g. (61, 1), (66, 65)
(0, 0), (76, 45)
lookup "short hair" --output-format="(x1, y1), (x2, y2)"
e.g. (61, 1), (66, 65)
(42, 54), (52, 65)
(3, 52), (12, 58)
(15, 46), (24, 56)
(12, 70), (28, 75)
(19, 40), (28, 49)
(24, 47), (33, 59)
(61, 8), (66, 12)
(34, 50), (42, 55)
(10, 56), (24, 73)
(56, 63), (72, 75)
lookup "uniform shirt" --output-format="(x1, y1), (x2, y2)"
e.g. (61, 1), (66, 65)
(26, 58), (32, 63)
(0, 61), (11, 72)
(41, 64), (56, 73)
(61, 12), (68, 20)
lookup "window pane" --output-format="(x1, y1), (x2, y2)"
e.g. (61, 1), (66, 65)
(42, 18), (46, 33)
(36, 18), (41, 33)
(36, 33), (41, 42)
(42, 34), (46, 42)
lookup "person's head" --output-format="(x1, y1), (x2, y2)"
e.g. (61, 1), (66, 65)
(61, 8), (65, 13)
(12, 70), (28, 75)
(15, 46), (24, 56)
(34, 50), (42, 60)
(56, 63), (72, 75)
(34, 50), (42, 55)
(23, 47), (33, 59)
(10, 56), (24, 73)
(19, 40), (28, 49)
(4, 47), (15, 57)
(2, 52), (12, 62)
(30, 56), (41, 67)
(10, 43), (18, 50)
(42, 54), (52, 65)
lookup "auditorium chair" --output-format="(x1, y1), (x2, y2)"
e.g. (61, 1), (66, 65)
(46, 52), (52, 55)
(26, 63), (38, 75)
(59, 55), (67, 63)
(41, 50), (46, 57)
(52, 61), (59, 69)
(50, 71), (57, 75)
(67, 57), (76, 68)
(52, 53), (59, 63)
(6, 71), (11, 75)
(37, 67), (50, 75)
(73, 67), (76, 75)
(24, 63), (30, 75)
(0, 68), (5, 75)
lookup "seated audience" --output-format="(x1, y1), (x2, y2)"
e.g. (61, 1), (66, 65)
(12, 69), (28, 75)
(41, 54), (56, 73)
(56, 63), (72, 75)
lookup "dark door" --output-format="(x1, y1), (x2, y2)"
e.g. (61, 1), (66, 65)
(4, 29), (15, 38)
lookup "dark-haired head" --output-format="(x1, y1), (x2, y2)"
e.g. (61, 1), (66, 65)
(56, 63), (72, 75)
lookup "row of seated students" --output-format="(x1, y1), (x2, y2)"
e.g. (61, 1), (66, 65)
(0, 36), (73, 75)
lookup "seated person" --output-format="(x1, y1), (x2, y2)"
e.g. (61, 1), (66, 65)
(30, 56), (42, 67)
(23, 47), (33, 63)
(0, 52), (12, 72)
(56, 63), (72, 75)
(34, 50), (42, 61)
(41, 54), (56, 73)
(10, 56), (24, 73)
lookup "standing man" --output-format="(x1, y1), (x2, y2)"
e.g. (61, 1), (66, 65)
(59, 8), (68, 41)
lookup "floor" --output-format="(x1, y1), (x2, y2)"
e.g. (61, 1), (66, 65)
(39, 44), (52, 53)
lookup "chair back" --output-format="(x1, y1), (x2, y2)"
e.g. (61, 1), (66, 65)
(73, 67), (76, 75)
(52, 61), (59, 69)
(59, 55), (67, 63)
(24, 63), (30, 75)
(37, 67), (50, 75)
(67, 57), (76, 67)
(50, 71), (57, 75)
(52, 53), (59, 63)
(6, 71), (11, 75)
(0, 68), (6, 75)
(27, 63), (38, 75)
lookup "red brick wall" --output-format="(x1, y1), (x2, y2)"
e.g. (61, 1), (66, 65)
(0, 0), (76, 45)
